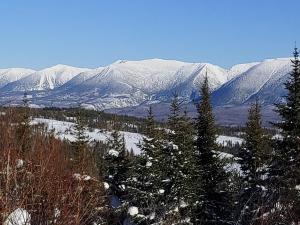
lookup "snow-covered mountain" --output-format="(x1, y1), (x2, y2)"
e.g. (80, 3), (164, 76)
(54, 67), (105, 92)
(1, 64), (90, 92)
(0, 57), (294, 116)
(227, 62), (260, 80)
(212, 58), (291, 106)
(41, 59), (232, 109)
(0, 68), (35, 88)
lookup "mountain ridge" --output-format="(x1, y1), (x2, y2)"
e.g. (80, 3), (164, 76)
(0, 57), (292, 123)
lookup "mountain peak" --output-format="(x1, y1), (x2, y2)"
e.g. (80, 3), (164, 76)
(0, 57), (294, 113)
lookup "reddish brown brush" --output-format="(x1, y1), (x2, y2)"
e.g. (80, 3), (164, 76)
(0, 108), (108, 225)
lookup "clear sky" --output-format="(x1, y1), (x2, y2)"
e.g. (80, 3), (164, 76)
(0, 0), (299, 69)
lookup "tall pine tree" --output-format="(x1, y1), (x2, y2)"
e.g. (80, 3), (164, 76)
(267, 47), (300, 223)
(192, 76), (232, 225)
(237, 100), (270, 224)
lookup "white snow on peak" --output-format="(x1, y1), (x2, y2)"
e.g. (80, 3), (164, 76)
(212, 58), (292, 105)
(55, 67), (105, 92)
(0, 68), (35, 88)
(2, 64), (90, 92)
(46, 59), (231, 110)
(0, 57), (295, 111)
(228, 62), (260, 80)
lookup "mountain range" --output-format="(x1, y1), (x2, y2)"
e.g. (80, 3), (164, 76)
(0, 58), (292, 125)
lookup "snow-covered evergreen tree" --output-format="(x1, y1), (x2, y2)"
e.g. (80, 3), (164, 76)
(192, 76), (233, 225)
(104, 128), (130, 224)
(127, 107), (165, 224)
(15, 92), (32, 155)
(155, 94), (195, 224)
(72, 108), (90, 171)
(237, 100), (270, 224)
(267, 47), (300, 223)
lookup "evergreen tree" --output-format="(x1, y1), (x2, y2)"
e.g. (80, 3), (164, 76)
(192, 76), (232, 225)
(15, 92), (32, 155)
(164, 94), (195, 224)
(267, 47), (300, 223)
(237, 100), (270, 224)
(103, 127), (130, 224)
(163, 93), (183, 208)
(72, 108), (90, 172)
(127, 107), (164, 224)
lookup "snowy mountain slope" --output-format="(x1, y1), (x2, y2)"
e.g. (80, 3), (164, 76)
(53, 67), (105, 92)
(0, 68), (35, 88)
(78, 59), (188, 93)
(1, 64), (90, 92)
(228, 62), (260, 80)
(38, 59), (188, 109)
(245, 59), (291, 104)
(42, 59), (231, 110)
(154, 62), (229, 101)
(0, 57), (294, 117)
(212, 58), (292, 106)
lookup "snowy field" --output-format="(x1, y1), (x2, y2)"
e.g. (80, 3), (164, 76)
(32, 118), (143, 154)
(32, 118), (244, 155)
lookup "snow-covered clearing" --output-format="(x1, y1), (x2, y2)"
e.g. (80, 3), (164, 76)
(32, 118), (143, 154)
(217, 135), (243, 146)
(31, 118), (243, 155)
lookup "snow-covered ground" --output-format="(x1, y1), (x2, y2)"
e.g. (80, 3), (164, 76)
(217, 135), (243, 146)
(32, 118), (143, 154)
(32, 118), (243, 155)
(4, 208), (30, 225)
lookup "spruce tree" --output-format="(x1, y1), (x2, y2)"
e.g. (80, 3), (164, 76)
(268, 47), (300, 223)
(154, 93), (195, 224)
(237, 100), (269, 224)
(72, 108), (90, 172)
(127, 107), (164, 224)
(16, 92), (32, 156)
(103, 127), (130, 224)
(163, 93), (183, 208)
(192, 76), (232, 225)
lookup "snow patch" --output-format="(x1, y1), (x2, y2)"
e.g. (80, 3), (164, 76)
(4, 208), (31, 225)
(128, 206), (139, 216)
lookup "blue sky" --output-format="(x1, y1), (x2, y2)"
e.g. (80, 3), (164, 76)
(0, 0), (299, 69)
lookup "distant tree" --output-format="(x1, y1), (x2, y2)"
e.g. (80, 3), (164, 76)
(267, 47), (300, 223)
(72, 108), (90, 172)
(237, 100), (270, 224)
(15, 92), (32, 155)
(192, 76), (233, 224)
